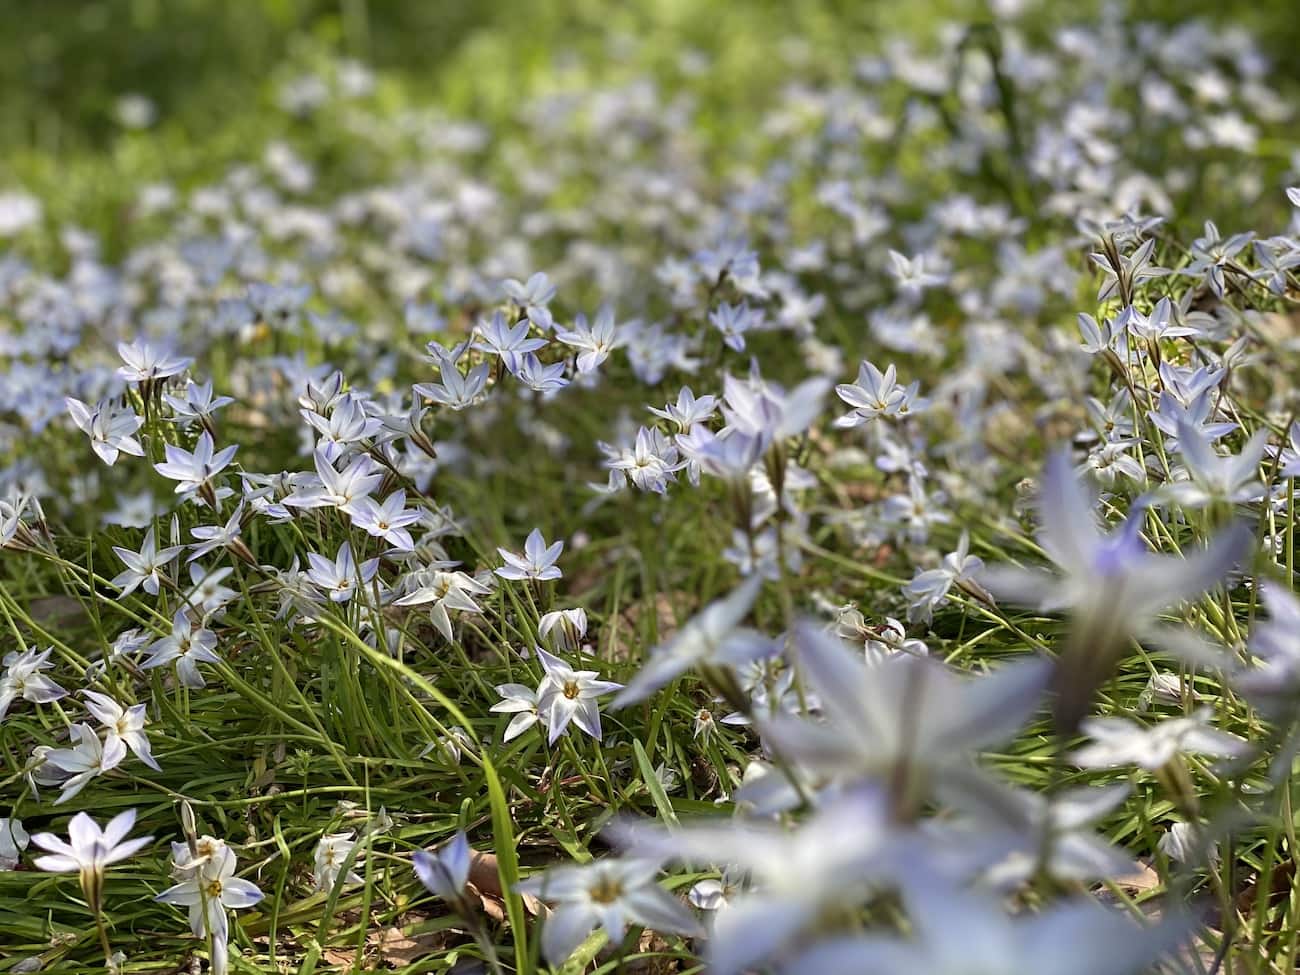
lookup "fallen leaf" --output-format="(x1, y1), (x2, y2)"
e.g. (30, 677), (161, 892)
(1111, 859), (1161, 894)
(626, 928), (682, 973)
(1096, 858), (1162, 909)
(322, 923), (456, 970)
(467, 850), (544, 916)
(468, 850), (503, 896)
(1235, 858), (1296, 916)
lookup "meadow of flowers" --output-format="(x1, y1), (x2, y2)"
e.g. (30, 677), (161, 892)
(3, 1), (1300, 972)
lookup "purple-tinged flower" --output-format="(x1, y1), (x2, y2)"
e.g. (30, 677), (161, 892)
(982, 449), (1251, 729)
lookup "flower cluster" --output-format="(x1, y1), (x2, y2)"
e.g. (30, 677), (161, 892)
(3, 4), (1300, 973)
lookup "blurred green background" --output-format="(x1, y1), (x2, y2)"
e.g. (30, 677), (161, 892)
(3, 0), (1299, 151)
(0, 0), (1297, 232)
(1, 0), (876, 153)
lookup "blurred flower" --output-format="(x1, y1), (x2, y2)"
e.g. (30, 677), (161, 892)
(613, 574), (766, 708)
(981, 449), (1250, 729)
(517, 857), (703, 966)
(784, 880), (1185, 975)
(1071, 711), (1250, 771)
(413, 831), (471, 904)
(760, 622), (1049, 814)
(610, 789), (908, 975)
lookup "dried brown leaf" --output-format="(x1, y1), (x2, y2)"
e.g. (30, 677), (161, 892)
(321, 921), (456, 970)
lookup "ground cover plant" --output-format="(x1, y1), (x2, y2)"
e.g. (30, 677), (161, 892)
(4, 1), (1300, 972)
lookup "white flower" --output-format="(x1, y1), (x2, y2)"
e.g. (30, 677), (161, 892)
(188, 505), (246, 562)
(535, 648), (622, 744)
(186, 563), (238, 616)
(117, 339), (193, 385)
(305, 542), (380, 604)
(156, 842), (264, 975)
(862, 617), (929, 664)
(538, 608), (588, 651)
(517, 857), (703, 966)
(283, 450), (383, 514)
(349, 490), (421, 551)
(394, 568), (491, 641)
(313, 832), (362, 891)
(490, 682), (543, 742)
(648, 387), (718, 432)
(0, 646), (68, 721)
(833, 360), (924, 426)
(1071, 711), (1250, 771)
(474, 309), (549, 366)
(142, 610), (221, 689)
(0, 818), (29, 870)
(163, 379), (234, 428)
(0, 493), (43, 550)
(30, 809), (151, 890)
(153, 432), (238, 503)
(111, 526), (183, 597)
(604, 427), (684, 495)
(556, 307), (623, 372)
(414, 349), (490, 411)
(43, 723), (127, 804)
(301, 393), (383, 462)
(496, 528), (563, 582)
(65, 398), (145, 466)
(510, 352), (569, 394)
(83, 690), (161, 771)
(902, 531), (986, 624)
(688, 869), (742, 912)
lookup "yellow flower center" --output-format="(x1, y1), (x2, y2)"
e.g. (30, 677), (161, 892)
(588, 876), (623, 904)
